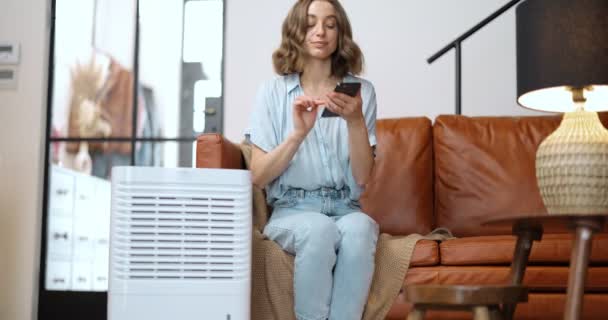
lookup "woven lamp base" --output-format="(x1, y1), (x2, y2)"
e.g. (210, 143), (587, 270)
(536, 110), (608, 214)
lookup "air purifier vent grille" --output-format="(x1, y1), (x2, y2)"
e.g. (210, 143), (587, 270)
(112, 183), (249, 281)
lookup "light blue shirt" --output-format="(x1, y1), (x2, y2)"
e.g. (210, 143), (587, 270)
(245, 73), (377, 205)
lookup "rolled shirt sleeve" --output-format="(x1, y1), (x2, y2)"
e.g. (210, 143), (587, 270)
(364, 84), (377, 148)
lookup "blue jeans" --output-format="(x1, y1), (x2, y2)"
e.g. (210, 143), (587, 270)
(263, 188), (379, 320)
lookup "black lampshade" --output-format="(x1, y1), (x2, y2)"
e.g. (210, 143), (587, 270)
(516, 0), (608, 112)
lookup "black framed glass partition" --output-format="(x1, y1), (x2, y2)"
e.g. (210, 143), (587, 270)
(39, 0), (225, 319)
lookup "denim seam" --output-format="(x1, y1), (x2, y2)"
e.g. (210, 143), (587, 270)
(273, 197), (297, 208)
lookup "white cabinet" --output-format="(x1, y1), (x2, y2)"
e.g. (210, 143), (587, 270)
(46, 165), (111, 292)
(47, 215), (73, 260)
(74, 174), (95, 218)
(92, 252), (109, 291)
(71, 262), (93, 291)
(46, 261), (72, 290)
(73, 218), (94, 261)
(49, 169), (75, 215)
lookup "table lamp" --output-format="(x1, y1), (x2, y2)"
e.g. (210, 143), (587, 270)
(516, 0), (608, 215)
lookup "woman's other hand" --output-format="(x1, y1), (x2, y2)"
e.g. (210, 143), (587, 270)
(293, 96), (324, 139)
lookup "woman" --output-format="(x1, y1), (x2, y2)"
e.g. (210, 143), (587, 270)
(246, 1), (378, 319)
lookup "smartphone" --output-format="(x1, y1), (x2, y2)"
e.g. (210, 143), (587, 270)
(321, 82), (362, 117)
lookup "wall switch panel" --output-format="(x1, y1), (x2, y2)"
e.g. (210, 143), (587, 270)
(0, 42), (20, 64)
(0, 66), (17, 89)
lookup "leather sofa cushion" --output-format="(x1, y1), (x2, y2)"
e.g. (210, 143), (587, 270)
(360, 117), (434, 235)
(387, 293), (608, 320)
(403, 266), (608, 291)
(440, 234), (608, 265)
(410, 240), (439, 267)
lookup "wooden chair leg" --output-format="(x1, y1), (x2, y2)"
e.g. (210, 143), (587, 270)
(488, 305), (503, 320)
(406, 307), (425, 320)
(502, 304), (515, 320)
(473, 306), (490, 320)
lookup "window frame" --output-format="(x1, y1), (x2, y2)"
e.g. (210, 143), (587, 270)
(37, 0), (226, 319)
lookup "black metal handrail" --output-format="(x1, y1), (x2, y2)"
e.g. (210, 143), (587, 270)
(427, 0), (522, 115)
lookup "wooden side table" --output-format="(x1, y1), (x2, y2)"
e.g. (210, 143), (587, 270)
(403, 219), (542, 320)
(404, 285), (528, 320)
(483, 213), (608, 320)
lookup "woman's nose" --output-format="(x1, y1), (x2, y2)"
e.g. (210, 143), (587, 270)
(314, 23), (325, 36)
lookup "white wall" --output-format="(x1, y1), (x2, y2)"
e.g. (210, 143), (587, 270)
(0, 0), (50, 319)
(223, 0), (542, 142)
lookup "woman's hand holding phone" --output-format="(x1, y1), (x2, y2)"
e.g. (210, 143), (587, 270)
(324, 83), (364, 124)
(292, 96), (325, 139)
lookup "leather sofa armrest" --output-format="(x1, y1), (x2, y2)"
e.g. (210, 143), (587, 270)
(196, 133), (245, 169)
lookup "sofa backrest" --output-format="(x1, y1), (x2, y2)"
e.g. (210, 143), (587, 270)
(197, 114), (608, 237)
(434, 114), (567, 236)
(360, 117), (434, 235)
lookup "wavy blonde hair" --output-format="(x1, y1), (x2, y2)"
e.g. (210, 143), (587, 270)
(272, 0), (363, 78)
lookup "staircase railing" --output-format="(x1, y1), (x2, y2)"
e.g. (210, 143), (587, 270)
(427, 0), (523, 114)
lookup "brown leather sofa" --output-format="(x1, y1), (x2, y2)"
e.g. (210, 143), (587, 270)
(196, 114), (608, 319)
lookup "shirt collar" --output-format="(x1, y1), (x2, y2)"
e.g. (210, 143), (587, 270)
(285, 72), (353, 93)
(286, 73), (301, 93)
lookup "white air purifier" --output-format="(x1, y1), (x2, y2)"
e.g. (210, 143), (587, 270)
(108, 167), (251, 320)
